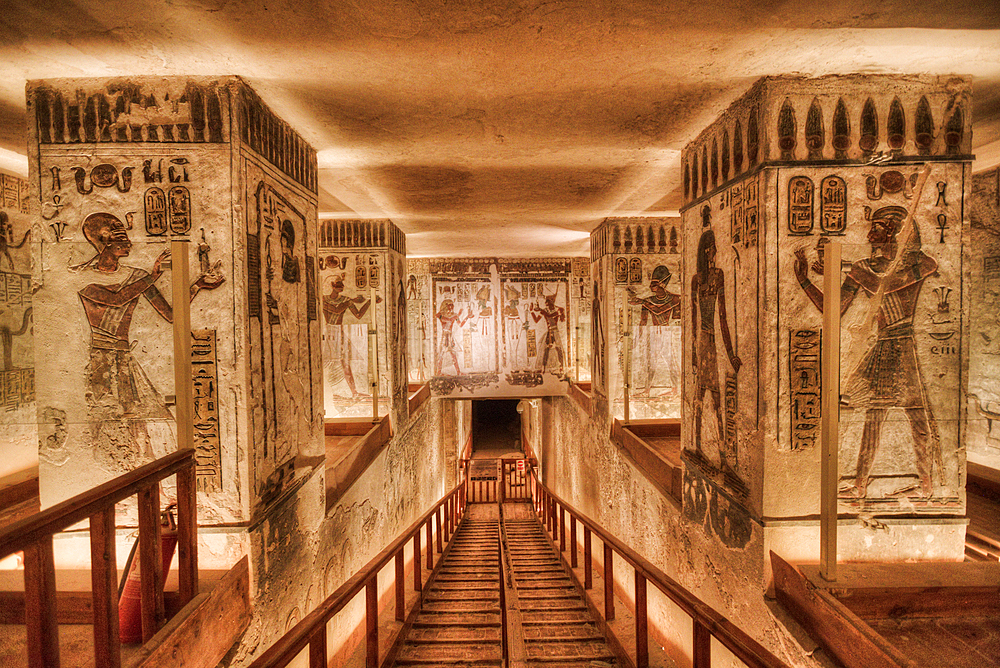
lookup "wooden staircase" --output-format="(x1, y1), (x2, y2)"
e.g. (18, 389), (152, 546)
(504, 515), (616, 667)
(393, 517), (503, 666)
(389, 504), (616, 668)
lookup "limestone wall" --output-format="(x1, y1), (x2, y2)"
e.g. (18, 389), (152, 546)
(407, 257), (586, 398)
(540, 397), (818, 668)
(27, 75), (323, 528)
(0, 172), (37, 480)
(969, 168), (1000, 469)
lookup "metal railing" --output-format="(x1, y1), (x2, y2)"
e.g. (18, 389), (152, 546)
(528, 467), (789, 668)
(0, 450), (199, 668)
(249, 481), (467, 668)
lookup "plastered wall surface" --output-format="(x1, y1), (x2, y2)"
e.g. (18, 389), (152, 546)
(26, 76), (324, 530)
(0, 172), (37, 481)
(407, 257), (590, 398)
(968, 168), (1000, 469)
(541, 397), (824, 668)
(227, 398), (447, 666)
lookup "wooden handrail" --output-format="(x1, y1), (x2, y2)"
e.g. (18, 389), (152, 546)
(250, 481), (466, 667)
(0, 449), (198, 668)
(0, 450), (193, 559)
(529, 468), (788, 668)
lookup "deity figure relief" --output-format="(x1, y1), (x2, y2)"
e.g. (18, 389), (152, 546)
(529, 291), (566, 375)
(436, 299), (471, 376)
(322, 272), (375, 398)
(279, 219), (300, 284)
(627, 265), (680, 325)
(794, 205), (941, 498)
(74, 212), (224, 466)
(628, 264), (681, 397)
(502, 284), (527, 369)
(691, 228), (741, 475)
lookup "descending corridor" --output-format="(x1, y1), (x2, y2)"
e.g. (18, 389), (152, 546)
(391, 502), (617, 668)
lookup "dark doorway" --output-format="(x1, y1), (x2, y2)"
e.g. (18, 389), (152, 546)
(471, 399), (522, 459)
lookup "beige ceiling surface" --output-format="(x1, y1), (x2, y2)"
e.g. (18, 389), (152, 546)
(1, 0), (999, 256)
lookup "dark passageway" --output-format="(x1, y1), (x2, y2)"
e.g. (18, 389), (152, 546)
(471, 399), (523, 459)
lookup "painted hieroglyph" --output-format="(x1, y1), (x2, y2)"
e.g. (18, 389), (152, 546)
(410, 258), (574, 398)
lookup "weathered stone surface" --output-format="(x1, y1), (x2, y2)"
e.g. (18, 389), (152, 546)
(0, 173), (37, 481)
(680, 76), (970, 530)
(968, 168), (1000, 470)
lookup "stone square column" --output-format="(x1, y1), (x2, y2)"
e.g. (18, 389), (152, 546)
(679, 75), (971, 559)
(27, 76), (323, 529)
(317, 218), (409, 426)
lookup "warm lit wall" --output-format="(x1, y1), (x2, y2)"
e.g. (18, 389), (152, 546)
(968, 167), (1000, 470)
(0, 172), (36, 482)
(408, 257), (588, 398)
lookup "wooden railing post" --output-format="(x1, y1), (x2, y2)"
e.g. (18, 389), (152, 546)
(366, 575), (378, 668)
(435, 508), (443, 553)
(91, 507), (121, 668)
(24, 538), (59, 668)
(603, 543), (614, 621)
(176, 462), (198, 605)
(309, 625), (327, 668)
(413, 532), (422, 592)
(635, 571), (648, 668)
(693, 619), (711, 668)
(138, 484), (165, 642)
(559, 506), (566, 551)
(426, 519), (433, 569)
(570, 516), (578, 568)
(584, 526), (592, 590)
(395, 549), (405, 621)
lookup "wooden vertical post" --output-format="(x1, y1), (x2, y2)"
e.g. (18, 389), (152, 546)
(171, 240), (198, 607)
(171, 239), (193, 452)
(570, 516), (578, 568)
(138, 485), (164, 642)
(584, 527), (592, 590)
(623, 305), (633, 423)
(394, 549), (405, 621)
(413, 532), (422, 592)
(24, 538), (60, 668)
(369, 286), (379, 421)
(603, 543), (614, 621)
(820, 240), (842, 582)
(366, 576), (378, 668)
(435, 508), (442, 553)
(176, 462), (198, 606)
(309, 626), (327, 668)
(635, 571), (648, 668)
(693, 619), (711, 668)
(91, 508), (121, 668)
(426, 520), (433, 569)
(559, 506), (566, 551)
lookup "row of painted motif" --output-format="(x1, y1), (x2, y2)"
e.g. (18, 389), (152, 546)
(590, 221), (681, 263)
(684, 96), (966, 203)
(33, 82), (225, 145)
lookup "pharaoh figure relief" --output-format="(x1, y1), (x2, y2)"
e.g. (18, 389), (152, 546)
(72, 211), (224, 469)
(795, 204), (941, 499)
(627, 264), (681, 398)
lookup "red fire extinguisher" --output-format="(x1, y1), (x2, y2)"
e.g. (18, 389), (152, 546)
(118, 502), (178, 644)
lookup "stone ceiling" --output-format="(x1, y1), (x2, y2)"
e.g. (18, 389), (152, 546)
(1, 0), (998, 256)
